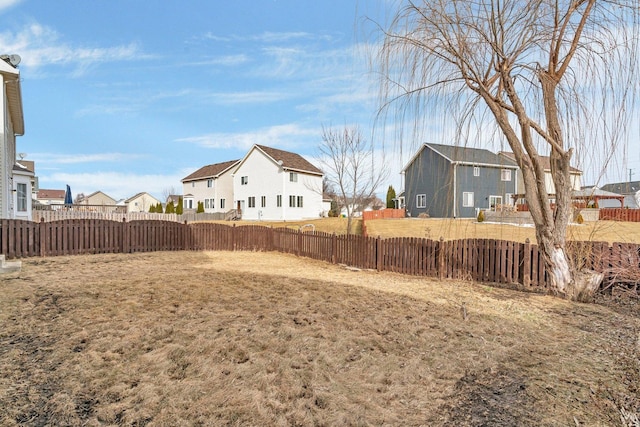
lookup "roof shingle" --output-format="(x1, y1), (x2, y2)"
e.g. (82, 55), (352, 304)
(182, 160), (240, 182)
(256, 145), (323, 175)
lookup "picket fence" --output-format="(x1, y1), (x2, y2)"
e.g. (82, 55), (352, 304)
(2, 219), (639, 291)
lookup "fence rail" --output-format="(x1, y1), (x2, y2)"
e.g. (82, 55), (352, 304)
(599, 208), (640, 222)
(2, 219), (639, 291)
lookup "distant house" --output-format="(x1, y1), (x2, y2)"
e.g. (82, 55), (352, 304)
(0, 55), (26, 219)
(233, 144), (324, 220)
(499, 151), (582, 198)
(35, 189), (66, 206)
(338, 196), (385, 218)
(403, 143), (518, 218)
(82, 191), (116, 206)
(599, 181), (640, 208)
(181, 160), (239, 213)
(124, 192), (161, 213)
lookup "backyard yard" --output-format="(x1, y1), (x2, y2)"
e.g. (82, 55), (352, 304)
(1, 250), (638, 426)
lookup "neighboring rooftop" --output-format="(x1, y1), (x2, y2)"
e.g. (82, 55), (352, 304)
(182, 160), (240, 182)
(256, 145), (323, 175)
(600, 181), (640, 195)
(499, 151), (582, 173)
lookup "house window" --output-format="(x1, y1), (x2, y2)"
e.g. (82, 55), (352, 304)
(290, 172), (298, 182)
(289, 195), (295, 207)
(192, 182), (195, 187)
(241, 176), (248, 185)
(474, 167), (480, 177)
(220, 199), (225, 209)
(17, 183), (27, 212)
(297, 196), (303, 208)
(207, 179), (213, 188)
(462, 192), (474, 207)
(261, 196), (266, 208)
(205, 199), (210, 209)
(248, 197), (256, 208)
(416, 194), (426, 208)
(501, 169), (512, 181)
(186, 199), (193, 209)
(277, 195), (282, 207)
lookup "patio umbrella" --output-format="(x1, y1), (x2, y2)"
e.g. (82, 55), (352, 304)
(64, 185), (73, 206)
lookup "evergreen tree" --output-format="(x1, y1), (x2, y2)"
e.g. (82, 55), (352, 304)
(165, 201), (175, 214)
(157, 202), (164, 213)
(386, 185), (397, 208)
(197, 201), (204, 213)
(176, 197), (184, 215)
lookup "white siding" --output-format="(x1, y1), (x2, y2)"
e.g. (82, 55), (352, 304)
(233, 150), (323, 221)
(181, 170), (234, 213)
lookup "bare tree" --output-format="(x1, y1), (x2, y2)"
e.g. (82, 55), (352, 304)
(162, 186), (179, 204)
(376, 0), (639, 299)
(318, 125), (388, 234)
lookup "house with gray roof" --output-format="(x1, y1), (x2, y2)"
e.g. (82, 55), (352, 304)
(599, 181), (640, 208)
(402, 143), (519, 218)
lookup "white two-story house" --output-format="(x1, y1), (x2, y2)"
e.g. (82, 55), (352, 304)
(181, 159), (239, 213)
(1, 55), (28, 219)
(233, 145), (324, 221)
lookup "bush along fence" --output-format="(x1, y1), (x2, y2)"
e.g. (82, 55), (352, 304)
(2, 219), (639, 291)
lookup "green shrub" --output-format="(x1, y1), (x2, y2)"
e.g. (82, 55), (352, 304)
(197, 201), (204, 213)
(477, 210), (485, 222)
(576, 213), (584, 224)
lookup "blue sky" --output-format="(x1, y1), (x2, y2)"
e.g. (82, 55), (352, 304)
(1, 0), (401, 201)
(1, 0), (639, 201)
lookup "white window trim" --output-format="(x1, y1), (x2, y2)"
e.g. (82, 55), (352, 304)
(462, 192), (474, 207)
(416, 194), (426, 209)
(501, 169), (512, 181)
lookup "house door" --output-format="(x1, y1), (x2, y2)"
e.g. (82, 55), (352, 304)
(489, 195), (502, 211)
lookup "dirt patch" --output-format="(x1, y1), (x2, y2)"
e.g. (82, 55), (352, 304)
(1, 250), (638, 426)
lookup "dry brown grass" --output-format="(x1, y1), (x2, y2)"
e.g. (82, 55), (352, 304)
(198, 217), (362, 235)
(1, 251), (638, 426)
(364, 218), (640, 244)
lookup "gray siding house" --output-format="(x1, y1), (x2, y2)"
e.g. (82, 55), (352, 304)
(402, 143), (519, 218)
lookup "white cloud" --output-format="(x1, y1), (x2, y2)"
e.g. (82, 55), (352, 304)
(175, 123), (319, 151)
(0, 22), (147, 75)
(0, 0), (21, 12)
(30, 152), (146, 165)
(206, 90), (292, 105)
(201, 31), (330, 44)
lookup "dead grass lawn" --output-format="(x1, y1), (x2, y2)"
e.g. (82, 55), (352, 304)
(1, 251), (638, 426)
(365, 218), (640, 244)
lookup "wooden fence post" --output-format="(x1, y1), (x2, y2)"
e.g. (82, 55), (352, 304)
(523, 238), (531, 287)
(121, 218), (129, 254)
(438, 237), (445, 280)
(376, 236), (383, 272)
(331, 232), (337, 264)
(39, 217), (47, 257)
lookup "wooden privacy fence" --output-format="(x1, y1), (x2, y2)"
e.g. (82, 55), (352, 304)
(599, 208), (640, 222)
(362, 209), (406, 221)
(2, 219), (639, 290)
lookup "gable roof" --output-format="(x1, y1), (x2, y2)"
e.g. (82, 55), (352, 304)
(600, 181), (640, 195)
(37, 189), (65, 199)
(85, 191), (116, 203)
(253, 145), (323, 175)
(403, 143), (517, 172)
(499, 151), (582, 174)
(125, 192), (159, 204)
(182, 159), (240, 182)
